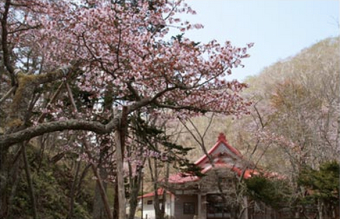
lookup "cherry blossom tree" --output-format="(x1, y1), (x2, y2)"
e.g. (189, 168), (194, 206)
(0, 0), (252, 218)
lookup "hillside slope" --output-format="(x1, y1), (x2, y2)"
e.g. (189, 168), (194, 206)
(177, 36), (339, 175)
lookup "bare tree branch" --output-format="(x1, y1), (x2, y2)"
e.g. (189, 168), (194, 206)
(0, 119), (119, 148)
(0, 86), (15, 105)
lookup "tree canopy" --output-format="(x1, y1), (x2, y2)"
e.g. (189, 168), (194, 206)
(0, 0), (252, 148)
(0, 1), (252, 218)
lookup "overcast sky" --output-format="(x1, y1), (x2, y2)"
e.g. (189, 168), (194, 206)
(175, 0), (339, 81)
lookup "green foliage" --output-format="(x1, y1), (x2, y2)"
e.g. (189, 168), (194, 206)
(131, 112), (194, 159)
(162, 141), (193, 156)
(178, 159), (204, 177)
(245, 175), (291, 209)
(11, 145), (93, 219)
(298, 161), (339, 205)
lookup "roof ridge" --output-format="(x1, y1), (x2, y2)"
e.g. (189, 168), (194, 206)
(195, 133), (243, 166)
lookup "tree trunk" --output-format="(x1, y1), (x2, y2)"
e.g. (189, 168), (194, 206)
(81, 139), (112, 219)
(93, 143), (109, 219)
(149, 157), (165, 219)
(65, 82), (113, 219)
(113, 106), (128, 219)
(115, 129), (127, 219)
(69, 150), (82, 219)
(113, 181), (119, 219)
(22, 142), (38, 219)
(127, 175), (140, 219)
(93, 179), (108, 219)
(82, 140), (112, 219)
(90, 163), (113, 219)
(0, 144), (22, 218)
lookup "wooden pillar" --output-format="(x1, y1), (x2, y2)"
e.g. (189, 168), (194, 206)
(201, 195), (207, 219)
(197, 193), (201, 219)
(197, 193), (207, 219)
(243, 196), (249, 219)
(171, 194), (175, 217)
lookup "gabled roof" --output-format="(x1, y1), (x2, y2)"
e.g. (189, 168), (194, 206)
(195, 133), (243, 167)
(168, 133), (256, 184)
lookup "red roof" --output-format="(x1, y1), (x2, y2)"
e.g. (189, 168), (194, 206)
(168, 173), (200, 184)
(195, 133), (243, 166)
(201, 162), (257, 179)
(138, 188), (171, 199)
(168, 133), (254, 183)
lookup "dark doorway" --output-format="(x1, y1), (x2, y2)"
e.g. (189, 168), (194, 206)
(206, 194), (231, 219)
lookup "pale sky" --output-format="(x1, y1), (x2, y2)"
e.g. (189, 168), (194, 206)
(176, 0), (339, 81)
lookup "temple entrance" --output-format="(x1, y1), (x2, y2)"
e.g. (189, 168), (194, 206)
(206, 194), (233, 219)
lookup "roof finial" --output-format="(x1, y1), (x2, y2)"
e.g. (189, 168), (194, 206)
(218, 133), (227, 142)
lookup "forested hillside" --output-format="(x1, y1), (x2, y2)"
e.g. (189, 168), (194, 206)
(180, 37), (339, 173)
(239, 37), (339, 174)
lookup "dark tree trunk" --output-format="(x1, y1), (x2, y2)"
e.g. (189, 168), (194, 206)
(0, 144), (22, 218)
(113, 182), (119, 219)
(92, 144), (109, 219)
(127, 175), (140, 219)
(68, 147), (82, 219)
(22, 142), (38, 219)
